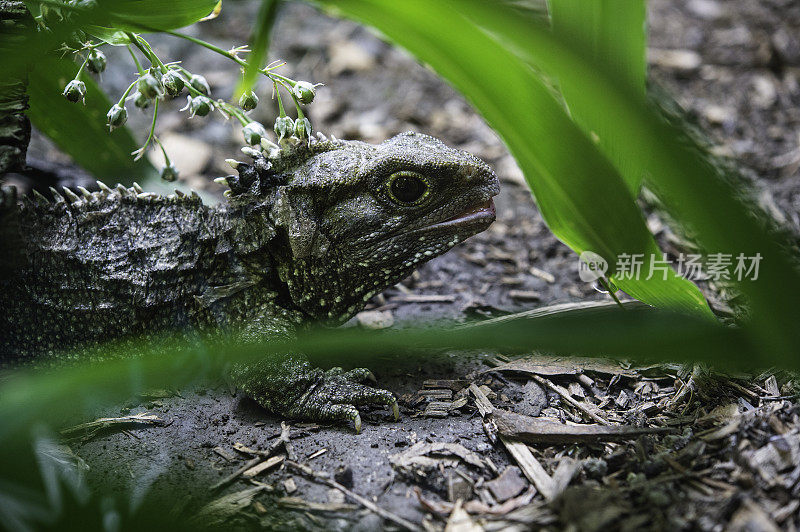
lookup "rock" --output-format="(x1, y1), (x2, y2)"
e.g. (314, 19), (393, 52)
(752, 75), (777, 109)
(514, 380), (547, 417)
(327, 488), (345, 504)
(582, 458), (607, 480)
(648, 49), (702, 71)
(702, 104), (736, 130)
(447, 472), (473, 502)
(495, 155), (526, 187)
(688, 0), (724, 20)
(328, 40), (376, 75)
(147, 133), (212, 179)
(352, 513), (383, 532)
(356, 309), (394, 329)
(334, 466), (354, 489)
(282, 477), (297, 494)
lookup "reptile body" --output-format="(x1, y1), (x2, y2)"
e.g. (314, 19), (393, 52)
(0, 132), (499, 430)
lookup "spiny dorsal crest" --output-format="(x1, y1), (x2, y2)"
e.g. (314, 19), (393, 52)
(16, 181), (201, 212)
(221, 132), (344, 197)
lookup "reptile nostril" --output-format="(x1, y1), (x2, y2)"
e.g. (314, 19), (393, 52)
(461, 168), (479, 182)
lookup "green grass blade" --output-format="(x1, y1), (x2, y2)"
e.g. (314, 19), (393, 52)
(318, 0), (712, 318)
(235, 0), (280, 98)
(449, 0), (800, 358)
(27, 58), (156, 183)
(548, 0), (648, 191)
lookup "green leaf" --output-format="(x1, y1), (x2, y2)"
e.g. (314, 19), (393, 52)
(319, 0), (713, 319)
(0, 304), (755, 447)
(85, 24), (133, 45)
(21, 0), (218, 32)
(420, 0), (800, 359)
(235, 0), (280, 98)
(27, 58), (156, 183)
(548, 0), (649, 192)
(97, 0), (220, 31)
(21, 0), (43, 22)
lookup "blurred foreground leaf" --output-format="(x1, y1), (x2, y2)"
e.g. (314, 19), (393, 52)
(451, 0), (800, 360)
(548, 0), (649, 191)
(97, 0), (219, 31)
(235, 0), (280, 98)
(0, 304), (756, 448)
(27, 58), (156, 183)
(317, 0), (712, 318)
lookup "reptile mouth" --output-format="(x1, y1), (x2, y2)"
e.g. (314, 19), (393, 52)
(429, 198), (496, 230)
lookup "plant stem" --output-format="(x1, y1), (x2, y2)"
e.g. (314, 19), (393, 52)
(126, 32), (166, 71)
(166, 30), (248, 69)
(126, 32), (151, 64)
(598, 277), (625, 309)
(167, 29), (297, 88)
(155, 137), (171, 166)
(220, 101), (249, 125)
(126, 44), (145, 75)
(136, 36), (167, 71)
(118, 79), (138, 106)
(274, 81), (287, 117)
(74, 56), (89, 80)
(134, 98), (159, 161)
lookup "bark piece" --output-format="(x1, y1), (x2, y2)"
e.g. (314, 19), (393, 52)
(493, 409), (673, 444)
(485, 466), (526, 502)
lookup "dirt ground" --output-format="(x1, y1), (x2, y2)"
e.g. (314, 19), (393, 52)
(19, 1), (800, 530)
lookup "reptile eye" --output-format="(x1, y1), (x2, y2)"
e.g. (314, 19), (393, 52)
(388, 172), (429, 205)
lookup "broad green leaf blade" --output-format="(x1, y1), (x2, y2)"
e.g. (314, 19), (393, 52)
(0, 305), (755, 446)
(22, 0), (218, 32)
(448, 0), (800, 358)
(85, 24), (133, 45)
(548, 0), (645, 96)
(0, 5), (32, 174)
(20, 0), (41, 21)
(548, 0), (649, 192)
(96, 0), (220, 31)
(27, 58), (156, 183)
(235, 0), (280, 98)
(319, 0), (712, 318)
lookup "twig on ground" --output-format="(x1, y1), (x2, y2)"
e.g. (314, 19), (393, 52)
(499, 436), (556, 500)
(211, 422), (291, 491)
(529, 375), (610, 425)
(60, 412), (166, 441)
(286, 459), (424, 532)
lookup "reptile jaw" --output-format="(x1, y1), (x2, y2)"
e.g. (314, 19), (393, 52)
(429, 198), (496, 231)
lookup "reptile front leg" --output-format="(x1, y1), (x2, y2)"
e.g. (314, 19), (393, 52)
(227, 304), (398, 432)
(231, 353), (399, 433)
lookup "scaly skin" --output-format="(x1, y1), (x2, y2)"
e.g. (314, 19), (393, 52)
(0, 132), (499, 431)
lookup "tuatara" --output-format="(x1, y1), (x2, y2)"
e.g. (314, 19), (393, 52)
(0, 132), (499, 431)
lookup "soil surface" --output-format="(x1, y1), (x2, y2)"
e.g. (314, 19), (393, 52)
(15, 1), (800, 530)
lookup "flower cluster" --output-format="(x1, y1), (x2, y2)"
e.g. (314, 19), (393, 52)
(58, 25), (323, 182)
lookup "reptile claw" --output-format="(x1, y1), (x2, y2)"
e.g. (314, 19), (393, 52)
(391, 400), (400, 421)
(353, 413), (362, 434)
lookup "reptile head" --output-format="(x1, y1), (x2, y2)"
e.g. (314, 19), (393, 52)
(229, 132), (499, 324)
